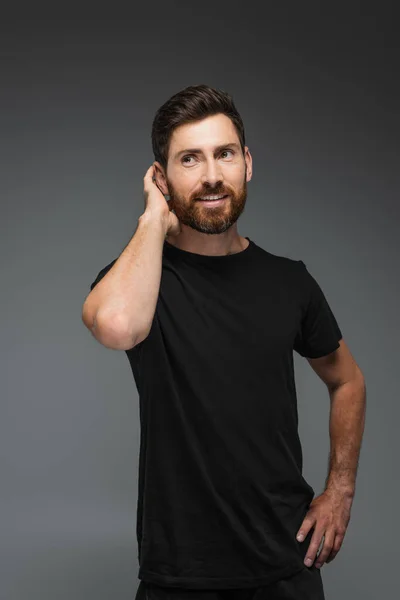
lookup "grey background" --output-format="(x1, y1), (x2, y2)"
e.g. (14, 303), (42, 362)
(2, 4), (399, 599)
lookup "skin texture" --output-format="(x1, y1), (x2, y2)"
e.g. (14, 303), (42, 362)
(296, 339), (366, 569)
(153, 113), (253, 256)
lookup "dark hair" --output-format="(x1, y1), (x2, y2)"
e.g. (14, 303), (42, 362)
(151, 84), (246, 171)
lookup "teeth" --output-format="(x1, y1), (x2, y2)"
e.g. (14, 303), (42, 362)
(199, 195), (226, 200)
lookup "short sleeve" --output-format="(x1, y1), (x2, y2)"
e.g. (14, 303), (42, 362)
(90, 258), (118, 291)
(293, 260), (342, 358)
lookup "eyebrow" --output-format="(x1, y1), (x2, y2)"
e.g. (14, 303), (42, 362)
(174, 142), (241, 160)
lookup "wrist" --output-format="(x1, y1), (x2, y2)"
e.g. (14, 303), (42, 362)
(325, 481), (355, 499)
(139, 210), (168, 236)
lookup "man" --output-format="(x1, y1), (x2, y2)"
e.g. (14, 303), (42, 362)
(82, 84), (366, 600)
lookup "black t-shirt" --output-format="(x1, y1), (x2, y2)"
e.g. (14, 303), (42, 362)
(89, 236), (342, 590)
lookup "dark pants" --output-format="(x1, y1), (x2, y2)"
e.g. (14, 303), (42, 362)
(135, 568), (325, 600)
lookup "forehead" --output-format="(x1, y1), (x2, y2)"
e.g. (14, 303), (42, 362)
(169, 114), (239, 151)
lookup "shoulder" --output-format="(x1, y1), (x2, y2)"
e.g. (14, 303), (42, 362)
(251, 242), (304, 276)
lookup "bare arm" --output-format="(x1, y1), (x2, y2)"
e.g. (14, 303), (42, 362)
(81, 164), (180, 350)
(82, 213), (167, 350)
(295, 343), (366, 568)
(306, 339), (366, 496)
(325, 374), (366, 497)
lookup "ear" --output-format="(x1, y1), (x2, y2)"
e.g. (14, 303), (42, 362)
(153, 161), (169, 196)
(244, 147), (253, 182)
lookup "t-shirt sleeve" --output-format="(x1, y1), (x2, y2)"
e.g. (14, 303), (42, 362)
(293, 260), (342, 358)
(90, 258), (118, 291)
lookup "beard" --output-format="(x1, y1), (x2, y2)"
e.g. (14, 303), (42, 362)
(166, 171), (248, 235)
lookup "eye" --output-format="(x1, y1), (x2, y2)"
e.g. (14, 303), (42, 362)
(182, 155), (195, 164)
(181, 149), (234, 164)
(220, 149), (234, 158)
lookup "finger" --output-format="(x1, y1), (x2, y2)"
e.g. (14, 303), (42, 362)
(296, 515), (316, 542)
(144, 164), (154, 178)
(144, 164), (156, 187)
(304, 527), (326, 567)
(326, 551), (337, 564)
(326, 532), (345, 563)
(314, 529), (335, 568)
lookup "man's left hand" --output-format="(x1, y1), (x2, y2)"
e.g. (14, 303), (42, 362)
(296, 489), (353, 569)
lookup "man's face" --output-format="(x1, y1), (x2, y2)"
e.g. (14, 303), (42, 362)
(157, 114), (252, 234)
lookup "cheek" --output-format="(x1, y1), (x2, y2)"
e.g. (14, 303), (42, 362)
(171, 171), (198, 194)
(229, 174), (246, 192)
(226, 162), (246, 181)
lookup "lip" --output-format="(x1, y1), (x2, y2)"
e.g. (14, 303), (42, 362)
(196, 194), (229, 206)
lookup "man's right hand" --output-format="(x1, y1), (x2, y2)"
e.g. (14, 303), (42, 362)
(143, 164), (181, 237)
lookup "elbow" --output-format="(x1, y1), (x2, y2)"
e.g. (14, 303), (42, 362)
(83, 309), (139, 350)
(94, 311), (139, 350)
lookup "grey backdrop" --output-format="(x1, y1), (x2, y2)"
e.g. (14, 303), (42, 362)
(2, 4), (399, 600)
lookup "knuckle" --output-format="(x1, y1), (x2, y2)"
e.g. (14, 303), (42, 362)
(321, 515), (330, 525)
(337, 527), (346, 536)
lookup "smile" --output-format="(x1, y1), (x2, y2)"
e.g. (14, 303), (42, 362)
(196, 195), (229, 206)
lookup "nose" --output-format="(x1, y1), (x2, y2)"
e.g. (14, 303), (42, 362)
(200, 159), (224, 189)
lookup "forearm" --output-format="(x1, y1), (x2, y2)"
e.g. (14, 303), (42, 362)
(325, 375), (366, 497)
(84, 212), (166, 349)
